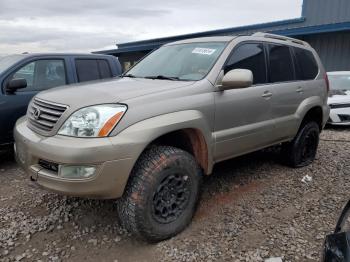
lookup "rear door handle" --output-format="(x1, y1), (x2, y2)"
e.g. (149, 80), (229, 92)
(296, 87), (304, 93)
(262, 91), (273, 98)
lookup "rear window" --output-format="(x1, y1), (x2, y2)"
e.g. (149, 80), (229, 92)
(75, 59), (112, 82)
(268, 44), (294, 83)
(293, 47), (319, 80)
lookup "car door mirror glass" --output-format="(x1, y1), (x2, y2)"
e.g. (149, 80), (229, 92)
(6, 78), (27, 93)
(220, 69), (253, 90)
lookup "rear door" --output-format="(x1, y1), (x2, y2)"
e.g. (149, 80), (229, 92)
(292, 46), (320, 103)
(0, 58), (67, 143)
(267, 44), (303, 140)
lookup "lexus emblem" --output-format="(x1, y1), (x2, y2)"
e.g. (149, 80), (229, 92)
(33, 107), (41, 120)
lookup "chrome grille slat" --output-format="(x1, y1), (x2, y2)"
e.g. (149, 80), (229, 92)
(27, 98), (68, 133)
(39, 113), (59, 122)
(28, 118), (52, 131)
(32, 106), (63, 117)
(33, 99), (67, 112)
(28, 116), (54, 128)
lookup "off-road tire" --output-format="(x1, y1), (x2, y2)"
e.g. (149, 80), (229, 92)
(282, 121), (320, 167)
(117, 146), (202, 242)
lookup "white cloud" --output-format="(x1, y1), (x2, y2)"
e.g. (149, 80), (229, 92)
(0, 0), (303, 54)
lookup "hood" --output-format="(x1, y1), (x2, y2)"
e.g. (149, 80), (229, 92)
(328, 90), (350, 105)
(36, 77), (195, 107)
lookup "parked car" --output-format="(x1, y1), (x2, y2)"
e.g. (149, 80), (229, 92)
(327, 71), (350, 125)
(14, 33), (329, 242)
(0, 53), (122, 146)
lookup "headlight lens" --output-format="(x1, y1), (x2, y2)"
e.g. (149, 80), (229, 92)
(58, 104), (127, 137)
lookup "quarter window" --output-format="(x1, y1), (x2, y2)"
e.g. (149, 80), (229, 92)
(75, 59), (112, 82)
(225, 43), (267, 84)
(268, 44), (294, 83)
(293, 47), (318, 80)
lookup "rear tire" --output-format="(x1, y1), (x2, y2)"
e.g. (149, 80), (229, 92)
(117, 146), (202, 242)
(282, 121), (320, 167)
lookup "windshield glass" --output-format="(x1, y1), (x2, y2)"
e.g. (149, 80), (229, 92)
(0, 55), (24, 74)
(329, 74), (350, 90)
(126, 42), (227, 81)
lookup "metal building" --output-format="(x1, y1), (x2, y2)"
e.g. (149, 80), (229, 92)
(98, 0), (350, 72)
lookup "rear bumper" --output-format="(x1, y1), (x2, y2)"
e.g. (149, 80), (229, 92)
(14, 117), (136, 199)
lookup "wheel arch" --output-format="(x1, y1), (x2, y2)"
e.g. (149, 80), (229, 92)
(299, 106), (323, 132)
(149, 128), (210, 174)
(295, 96), (326, 132)
(115, 110), (214, 176)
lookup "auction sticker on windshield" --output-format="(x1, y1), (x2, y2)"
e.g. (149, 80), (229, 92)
(192, 48), (216, 55)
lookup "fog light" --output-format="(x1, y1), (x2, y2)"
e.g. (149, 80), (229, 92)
(58, 165), (96, 179)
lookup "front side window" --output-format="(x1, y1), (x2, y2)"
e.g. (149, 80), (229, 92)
(126, 42), (227, 81)
(268, 44), (294, 83)
(225, 43), (267, 84)
(11, 59), (66, 91)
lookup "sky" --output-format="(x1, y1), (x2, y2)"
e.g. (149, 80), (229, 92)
(0, 0), (303, 54)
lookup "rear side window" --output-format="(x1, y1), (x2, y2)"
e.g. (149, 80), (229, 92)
(225, 43), (267, 84)
(75, 59), (112, 82)
(268, 44), (294, 83)
(293, 47), (319, 80)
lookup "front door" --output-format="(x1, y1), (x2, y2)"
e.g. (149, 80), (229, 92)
(214, 42), (275, 162)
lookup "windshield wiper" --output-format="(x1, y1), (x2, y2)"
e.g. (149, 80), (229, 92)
(122, 74), (137, 78)
(144, 75), (180, 81)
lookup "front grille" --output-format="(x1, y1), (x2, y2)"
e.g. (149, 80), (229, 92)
(28, 98), (68, 132)
(329, 103), (350, 109)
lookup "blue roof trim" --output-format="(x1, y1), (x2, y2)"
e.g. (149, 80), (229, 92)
(117, 17), (306, 49)
(272, 21), (350, 36)
(98, 21), (350, 55)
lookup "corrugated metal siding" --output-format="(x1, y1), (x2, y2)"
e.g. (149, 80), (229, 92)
(302, 0), (350, 26)
(302, 32), (350, 71)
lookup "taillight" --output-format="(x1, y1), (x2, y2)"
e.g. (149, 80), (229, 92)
(324, 73), (330, 93)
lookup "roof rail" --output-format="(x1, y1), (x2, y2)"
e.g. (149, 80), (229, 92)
(252, 32), (308, 46)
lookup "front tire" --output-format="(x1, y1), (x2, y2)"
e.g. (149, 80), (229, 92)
(282, 121), (320, 167)
(117, 146), (202, 242)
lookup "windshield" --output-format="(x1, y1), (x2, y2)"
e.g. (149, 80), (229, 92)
(126, 42), (227, 81)
(329, 74), (350, 91)
(0, 55), (24, 74)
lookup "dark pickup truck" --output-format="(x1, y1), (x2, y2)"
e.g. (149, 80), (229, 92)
(0, 53), (122, 146)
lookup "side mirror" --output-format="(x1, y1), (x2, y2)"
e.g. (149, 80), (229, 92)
(219, 69), (253, 91)
(6, 78), (27, 93)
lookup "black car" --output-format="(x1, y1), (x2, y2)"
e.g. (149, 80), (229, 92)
(0, 53), (122, 146)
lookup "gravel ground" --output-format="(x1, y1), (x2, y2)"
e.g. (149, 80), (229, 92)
(0, 127), (349, 262)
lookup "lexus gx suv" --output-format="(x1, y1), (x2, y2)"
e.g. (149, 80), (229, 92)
(15, 33), (330, 242)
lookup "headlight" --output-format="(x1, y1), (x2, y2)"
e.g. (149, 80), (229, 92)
(58, 104), (127, 137)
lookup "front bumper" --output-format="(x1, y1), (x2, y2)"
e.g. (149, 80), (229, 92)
(14, 117), (136, 199)
(328, 107), (350, 125)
